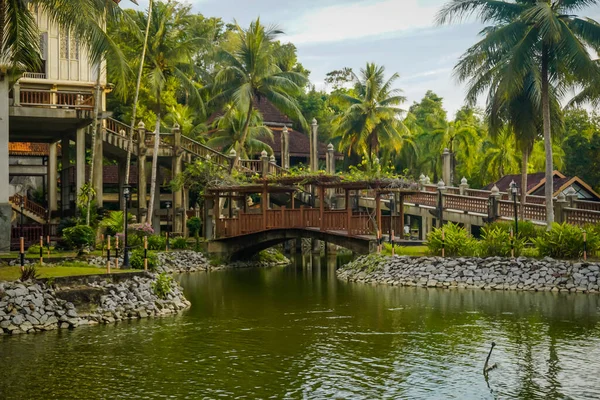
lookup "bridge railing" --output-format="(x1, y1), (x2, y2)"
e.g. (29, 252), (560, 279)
(574, 200), (600, 212)
(565, 208), (600, 225)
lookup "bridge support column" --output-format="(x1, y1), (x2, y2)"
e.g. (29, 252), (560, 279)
(61, 134), (71, 212)
(75, 127), (86, 208)
(137, 122), (147, 221)
(48, 142), (58, 213)
(0, 77), (11, 252)
(310, 119), (318, 172)
(204, 196), (215, 240)
(92, 126), (103, 209)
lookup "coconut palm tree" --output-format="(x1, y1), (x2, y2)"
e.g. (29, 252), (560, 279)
(164, 104), (205, 140)
(478, 128), (520, 183)
(438, 0), (600, 226)
(212, 18), (307, 165)
(206, 104), (273, 158)
(138, 1), (206, 224)
(333, 63), (410, 163)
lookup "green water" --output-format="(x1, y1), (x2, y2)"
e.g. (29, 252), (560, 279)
(2, 255), (600, 399)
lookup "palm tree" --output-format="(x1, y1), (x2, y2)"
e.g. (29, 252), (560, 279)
(164, 104), (205, 140)
(213, 18), (307, 165)
(333, 63), (410, 162)
(478, 128), (520, 183)
(124, 0), (153, 191)
(137, 1), (206, 224)
(438, 0), (600, 226)
(206, 104), (274, 158)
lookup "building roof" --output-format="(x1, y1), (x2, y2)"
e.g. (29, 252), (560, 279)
(206, 97), (336, 160)
(486, 171), (600, 201)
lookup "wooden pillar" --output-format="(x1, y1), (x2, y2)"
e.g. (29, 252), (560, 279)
(399, 193), (405, 240)
(319, 185), (325, 231)
(375, 191), (382, 236)
(281, 206), (285, 228)
(262, 184), (268, 230)
(291, 192), (295, 209)
(213, 192), (220, 238)
(345, 189), (351, 234)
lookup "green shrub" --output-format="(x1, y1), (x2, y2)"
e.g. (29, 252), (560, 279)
(27, 244), (41, 255)
(426, 223), (478, 257)
(171, 237), (188, 250)
(130, 249), (158, 271)
(485, 221), (541, 242)
(151, 273), (173, 299)
(186, 217), (202, 237)
(251, 248), (288, 264)
(62, 225), (95, 250)
(477, 226), (525, 257)
(147, 235), (167, 250)
(533, 222), (600, 259)
(20, 265), (39, 281)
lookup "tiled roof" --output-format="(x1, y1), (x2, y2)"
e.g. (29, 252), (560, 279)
(485, 172), (546, 192)
(9, 142), (50, 156)
(206, 97), (293, 126)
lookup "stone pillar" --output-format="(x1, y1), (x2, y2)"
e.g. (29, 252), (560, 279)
(554, 192), (569, 223)
(310, 118), (318, 172)
(565, 186), (578, 209)
(204, 196), (215, 240)
(75, 127), (86, 201)
(488, 184), (501, 222)
(61, 134), (71, 211)
(261, 150), (269, 178)
(172, 123), (183, 234)
(459, 177), (469, 196)
(326, 143), (335, 174)
(0, 77), (11, 251)
(92, 126), (104, 208)
(442, 148), (452, 187)
(418, 174), (426, 191)
(281, 126), (290, 169)
(137, 121), (147, 221)
(118, 159), (127, 211)
(48, 142), (58, 212)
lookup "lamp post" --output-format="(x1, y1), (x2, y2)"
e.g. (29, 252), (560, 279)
(123, 185), (131, 269)
(165, 201), (171, 251)
(510, 180), (518, 238)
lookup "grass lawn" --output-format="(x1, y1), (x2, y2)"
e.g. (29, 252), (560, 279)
(0, 250), (106, 260)
(0, 263), (137, 281)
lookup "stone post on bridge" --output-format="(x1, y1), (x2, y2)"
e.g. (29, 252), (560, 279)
(137, 121), (148, 222)
(488, 184), (501, 222)
(459, 177), (469, 196)
(281, 126), (290, 169)
(554, 192), (568, 223)
(310, 119), (319, 172)
(326, 143), (336, 207)
(261, 150), (269, 178)
(442, 148), (452, 187)
(172, 123), (184, 235)
(565, 186), (578, 208)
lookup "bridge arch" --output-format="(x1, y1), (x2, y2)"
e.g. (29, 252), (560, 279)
(208, 228), (375, 260)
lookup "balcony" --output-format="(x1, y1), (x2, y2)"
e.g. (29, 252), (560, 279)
(12, 86), (94, 110)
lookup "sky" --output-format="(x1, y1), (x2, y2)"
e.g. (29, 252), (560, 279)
(129, 0), (600, 118)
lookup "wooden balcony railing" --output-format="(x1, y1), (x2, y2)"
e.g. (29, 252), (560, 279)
(19, 88), (95, 110)
(444, 194), (488, 214)
(9, 194), (48, 220)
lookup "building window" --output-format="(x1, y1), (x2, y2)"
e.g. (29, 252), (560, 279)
(60, 28), (79, 60)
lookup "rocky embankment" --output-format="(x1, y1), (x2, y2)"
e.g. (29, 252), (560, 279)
(0, 274), (190, 335)
(337, 255), (600, 294)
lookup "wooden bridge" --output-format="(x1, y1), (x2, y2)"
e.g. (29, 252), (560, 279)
(205, 175), (600, 259)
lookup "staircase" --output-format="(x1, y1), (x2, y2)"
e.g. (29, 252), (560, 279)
(9, 194), (48, 224)
(102, 117), (233, 169)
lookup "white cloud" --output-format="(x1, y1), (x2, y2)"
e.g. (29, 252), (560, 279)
(286, 0), (440, 44)
(401, 67), (452, 81)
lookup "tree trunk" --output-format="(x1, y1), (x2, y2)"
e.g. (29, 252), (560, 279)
(234, 101), (254, 167)
(86, 75), (102, 226)
(125, 0), (153, 186)
(541, 47), (554, 228)
(520, 147), (528, 220)
(146, 95), (161, 225)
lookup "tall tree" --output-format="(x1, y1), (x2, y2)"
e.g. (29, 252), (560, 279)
(438, 0), (600, 227)
(206, 104), (273, 158)
(333, 63), (410, 162)
(212, 18), (307, 165)
(132, 1), (205, 224)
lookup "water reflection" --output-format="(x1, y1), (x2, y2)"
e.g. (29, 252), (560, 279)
(0, 255), (599, 399)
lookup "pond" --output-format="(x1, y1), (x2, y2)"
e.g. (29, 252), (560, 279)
(1, 255), (600, 399)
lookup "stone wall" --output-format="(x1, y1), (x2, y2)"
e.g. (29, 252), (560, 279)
(337, 255), (600, 294)
(0, 274), (190, 335)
